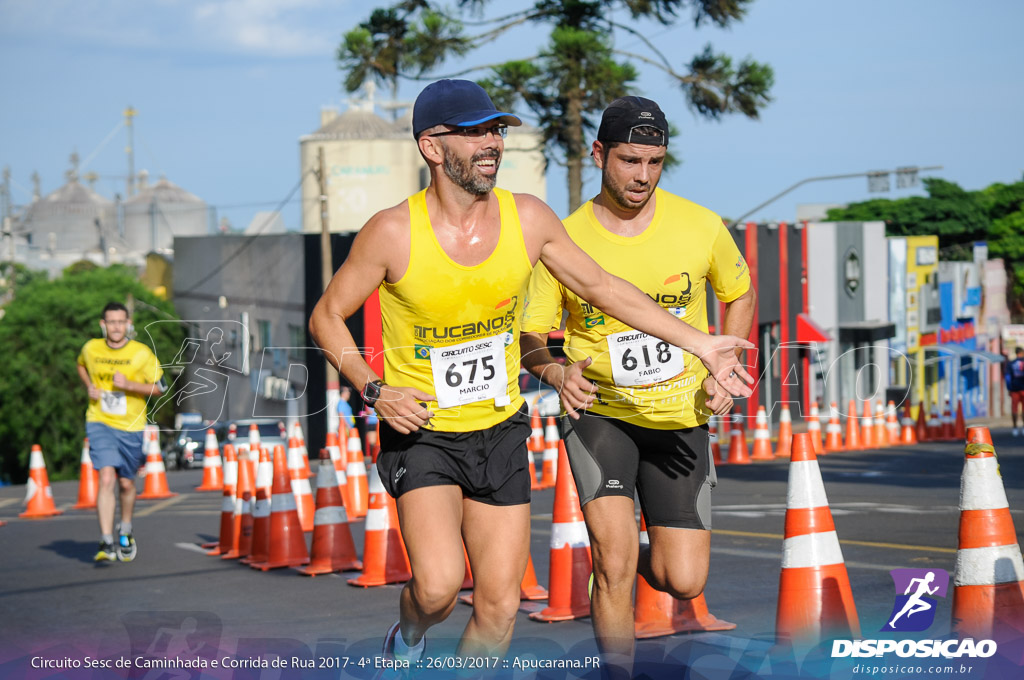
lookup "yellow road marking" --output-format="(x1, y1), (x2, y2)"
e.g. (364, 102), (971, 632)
(714, 529), (956, 553)
(0, 498), (20, 509)
(136, 495), (187, 517)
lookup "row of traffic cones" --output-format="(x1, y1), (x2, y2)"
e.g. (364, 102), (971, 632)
(775, 427), (1024, 650)
(22, 423), (177, 518)
(713, 395), (969, 463)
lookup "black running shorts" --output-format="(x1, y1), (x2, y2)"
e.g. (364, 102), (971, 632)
(560, 412), (716, 530)
(377, 405), (532, 506)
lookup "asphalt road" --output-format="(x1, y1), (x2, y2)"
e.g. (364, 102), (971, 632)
(1, 424), (1022, 679)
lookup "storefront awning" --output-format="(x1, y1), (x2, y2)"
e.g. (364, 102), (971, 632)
(925, 344), (1005, 363)
(796, 313), (830, 343)
(838, 320), (896, 343)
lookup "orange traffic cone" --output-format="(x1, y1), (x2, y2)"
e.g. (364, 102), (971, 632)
(221, 447), (254, 560)
(941, 399), (954, 441)
(634, 517), (735, 638)
(195, 429), (224, 492)
(287, 437), (315, 532)
(900, 404), (918, 445)
(72, 438), (99, 510)
(916, 403), (929, 442)
(823, 403), (844, 453)
(873, 401), (888, 448)
(348, 462), (411, 586)
(750, 406), (774, 460)
(227, 423), (237, 442)
(250, 440), (310, 571)
(953, 400), (967, 441)
(243, 446), (274, 566)
(20, 445), (63, 518)
(346, 430), (369, 519)
(292, 421), (312, 476)
(951, 427), (1024, 646)
(806, 402), (823, 455)
(844, 400), (862, 451)
(221, 446), (254, 557)
(859, 401), (874, 450)
(539, 416), (559, 489)
(885, 401), (900, 445)
(776, 405), (793, 459)
(247, 422), (261, 452)
(138, 426), (177, 500)
(530, 410), (544, 453)
(530, 441), (593, 622)
(776, 433), (860, 644)
(208, 443), (238, 555)
(928, 404), (942, 441)
(461, 544), (474, 590)
(726, 414), (750, 465)
(519, 553), (549, 601)
(325, 432), (350, 512)
(299, 448), (362, 575)
(709, 415), (721, 464)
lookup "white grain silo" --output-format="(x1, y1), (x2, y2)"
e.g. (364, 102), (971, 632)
(300, 87), (422, 233)
(21, 171), (117, 257)
(123, 172), (208, 254)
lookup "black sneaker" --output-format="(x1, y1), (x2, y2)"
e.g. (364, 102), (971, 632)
(117, 533), (137, 562)
(94, 541), (117, 562)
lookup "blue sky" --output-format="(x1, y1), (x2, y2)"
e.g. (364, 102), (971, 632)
(1, 0), (1022, 232)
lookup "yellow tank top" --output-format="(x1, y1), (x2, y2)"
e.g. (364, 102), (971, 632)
(521, 189), (751, 429)
(379, 188), (532, 432)
(77, 338), (164, 432)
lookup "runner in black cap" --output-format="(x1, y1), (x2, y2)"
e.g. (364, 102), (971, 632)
(521, 95), (756, 676)
(311, 81), (755, 671)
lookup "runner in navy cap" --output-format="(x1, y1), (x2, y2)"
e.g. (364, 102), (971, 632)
(412, 79), (521, 139)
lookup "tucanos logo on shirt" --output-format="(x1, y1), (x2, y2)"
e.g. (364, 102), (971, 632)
(413, 296), (518, 342)
(649, 272), (693, 306)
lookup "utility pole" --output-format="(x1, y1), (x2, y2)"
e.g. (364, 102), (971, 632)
(316, 147), (341, 435)
(124, 106), (137, 197)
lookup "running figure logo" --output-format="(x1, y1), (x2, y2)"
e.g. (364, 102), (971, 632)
(882, 568), (949, 632)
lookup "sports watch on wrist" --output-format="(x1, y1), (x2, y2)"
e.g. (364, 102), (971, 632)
(361, 379), (384, 407)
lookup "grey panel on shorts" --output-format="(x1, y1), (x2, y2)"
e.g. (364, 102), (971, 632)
(561, 425), (609, 506)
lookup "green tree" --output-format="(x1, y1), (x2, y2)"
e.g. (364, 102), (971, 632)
(826, 177), (1024, 317)
(337, 0), (773, 211)
(0, 261), (47, 303)
(0, 266), (185, 484)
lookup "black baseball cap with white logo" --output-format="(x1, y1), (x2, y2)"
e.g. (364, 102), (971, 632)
(596, 96), (669, 147)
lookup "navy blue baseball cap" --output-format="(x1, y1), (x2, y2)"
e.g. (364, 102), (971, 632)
(412, 79), (521, 139)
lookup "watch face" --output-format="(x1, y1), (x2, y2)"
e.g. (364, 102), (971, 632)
(362, 380), (382, 405)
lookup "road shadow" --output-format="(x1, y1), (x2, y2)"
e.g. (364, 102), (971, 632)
(39, 538), (101, 564)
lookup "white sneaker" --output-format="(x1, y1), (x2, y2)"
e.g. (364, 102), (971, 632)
(1013, 428), (1020, 437)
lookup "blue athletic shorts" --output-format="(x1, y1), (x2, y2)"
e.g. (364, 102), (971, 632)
(86, 422), (146, 479)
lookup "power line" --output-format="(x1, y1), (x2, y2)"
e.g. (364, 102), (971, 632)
(178, 170), (312, 296)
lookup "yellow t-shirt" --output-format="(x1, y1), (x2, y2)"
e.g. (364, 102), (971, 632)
(378, 188), (532, 432)
(78, 338), (163, 432)
(521, 189), (751, 429)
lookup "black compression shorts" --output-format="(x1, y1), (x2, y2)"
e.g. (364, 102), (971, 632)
(377, 405), (532, 506)
(560, 412), (716, 530)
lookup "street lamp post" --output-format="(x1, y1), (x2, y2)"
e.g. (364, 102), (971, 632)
(727, 165), (943, 229)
